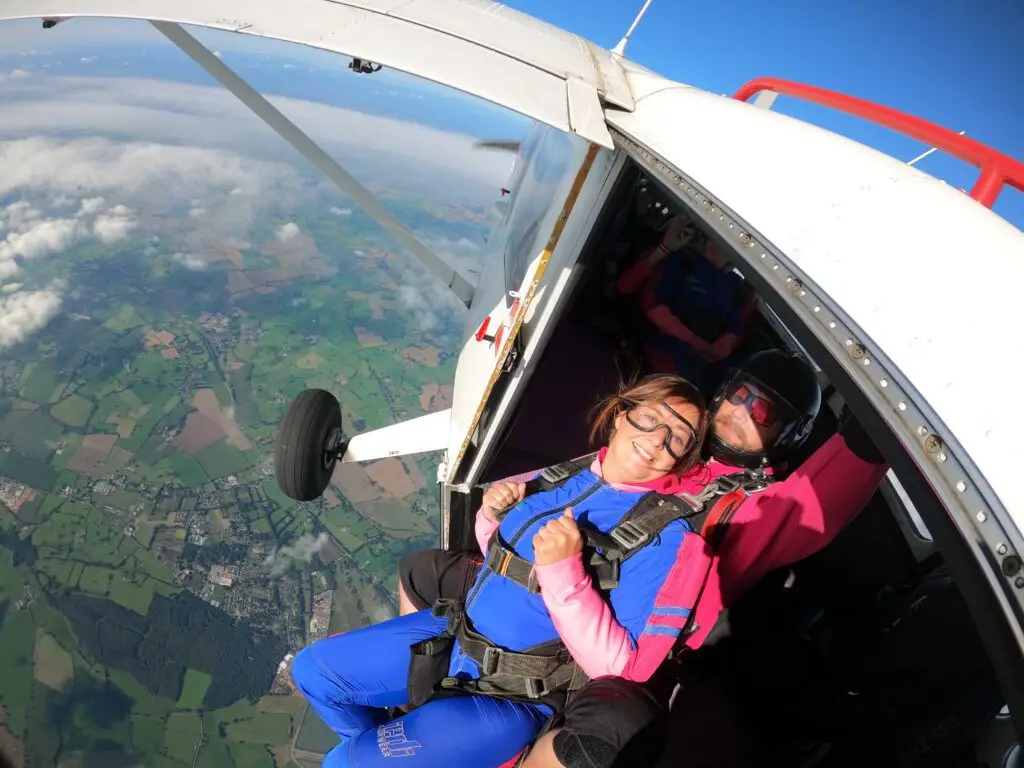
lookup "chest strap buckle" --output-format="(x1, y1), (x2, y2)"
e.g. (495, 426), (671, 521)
(610, 519), (651, 550)
(540, 463), (575, 485)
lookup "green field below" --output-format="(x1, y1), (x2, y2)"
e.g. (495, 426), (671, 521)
(20, 359), (62, 403)
(131, 713), (168, 753)
(134, 522), (156, 547)
(0, 201), (471, 768)
(227, 741), (275, 767)
(108, 573), (156, 615)
(225, 711), (291, 744)
(104, 303), (147, 333)
(166, 711), (201, 763)
(163, 454), (209, 488)
(0, 608), (35, 739)
(177, 668), (213, 709)
(51, 394), (94, 428)
(193, 441), (256, 480)
(295, 704), (337, 754)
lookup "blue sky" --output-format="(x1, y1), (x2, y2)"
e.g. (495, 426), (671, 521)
(505, 0), (1024, 226)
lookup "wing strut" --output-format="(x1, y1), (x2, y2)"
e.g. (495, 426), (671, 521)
(151, 21), (476, 307)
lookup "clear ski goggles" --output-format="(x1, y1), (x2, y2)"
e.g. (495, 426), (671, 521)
(623, 402), (698, 461)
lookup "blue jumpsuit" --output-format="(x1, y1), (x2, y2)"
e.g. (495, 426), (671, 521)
(291, 470), (697, 767)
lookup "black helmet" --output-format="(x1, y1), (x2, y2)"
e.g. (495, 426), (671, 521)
(708, 349), (822, 469)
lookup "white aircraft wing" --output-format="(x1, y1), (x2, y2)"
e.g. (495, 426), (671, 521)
(0, 0), (624, 148)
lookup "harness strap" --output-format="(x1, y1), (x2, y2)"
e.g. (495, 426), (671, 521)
(605, 493), (699, 554)
(484, 469), (772, 594)
(700, 488), (747, 550)
(432, 599), (589, 703)
(492, 453), (598, 522)
(485, 530), (540, 593)
(485, 493), (698, 593)
(485, 533), (626, 593)
(583, 493), (698, 589)
(530, 455), (596, 493)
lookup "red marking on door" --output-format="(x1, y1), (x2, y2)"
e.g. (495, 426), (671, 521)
(475, 317), (490, 342)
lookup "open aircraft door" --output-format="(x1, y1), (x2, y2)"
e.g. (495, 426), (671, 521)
(603, 77), (1024, 741)
(442, 126), (615, 487)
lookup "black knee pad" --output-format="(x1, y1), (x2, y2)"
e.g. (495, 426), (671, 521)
(553, 730), (620, 768)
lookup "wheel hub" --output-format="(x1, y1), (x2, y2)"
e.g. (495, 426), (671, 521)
(322, 426), (347, 470)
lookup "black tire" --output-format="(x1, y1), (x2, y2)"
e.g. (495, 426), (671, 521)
(275, 389), (342, 502)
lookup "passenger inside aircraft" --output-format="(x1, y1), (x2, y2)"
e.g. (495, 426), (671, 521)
(466, 169), (1009, 766)
(614, 211), (758, 396)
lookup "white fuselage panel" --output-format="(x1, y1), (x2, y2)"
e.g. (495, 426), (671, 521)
(609, 83), (1024, 519)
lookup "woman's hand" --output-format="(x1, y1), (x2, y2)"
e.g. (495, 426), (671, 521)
(533, 508), (583, 566)
(481, 481), (526, 522)
(660, 214), (695, 252)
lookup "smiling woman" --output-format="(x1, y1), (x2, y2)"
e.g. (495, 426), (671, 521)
(0, 17), (527, 768)
(589, 374), (709, 482)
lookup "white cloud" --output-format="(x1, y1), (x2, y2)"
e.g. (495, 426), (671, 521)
(0, 136), (297, 204)
(264, 533), (329, 576)
(1, 282), (22, 293)
(0, 217), (82, 279)
(392, 237), (482, 335)
(1, 69), (30, 81)
(421, 235), (486, 285)
(171, 252), (206, 271)
(93, 204), (136, 243)
(0, 136), (303, 242)
(80, 56), (96, 64)
(397, 283), (441, 331)
(0, 201), (41, 231)
(276, 222), (299, 242)
(77, 196), (106, 216)
(329, 206), (352, 217)
(0, 76), (514, 195)
(396, 267), (466, 335)
(0, 283), (63, 349)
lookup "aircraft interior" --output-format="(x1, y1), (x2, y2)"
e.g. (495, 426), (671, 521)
(468, 167), (1016, 766)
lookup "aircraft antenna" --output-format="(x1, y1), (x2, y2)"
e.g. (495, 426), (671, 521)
(612, 0), (654, 58)
(908, 129), (966, 166)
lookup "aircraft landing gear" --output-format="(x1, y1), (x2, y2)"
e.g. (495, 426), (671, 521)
(275, 389), (347, 502)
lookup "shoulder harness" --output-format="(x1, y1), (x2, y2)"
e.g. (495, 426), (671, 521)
(487, 464), (772, 594)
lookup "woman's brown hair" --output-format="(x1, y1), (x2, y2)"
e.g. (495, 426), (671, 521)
(589, 374), (710, 473)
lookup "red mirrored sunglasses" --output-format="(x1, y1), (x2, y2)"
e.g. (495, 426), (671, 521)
(724, 382), (780, 428)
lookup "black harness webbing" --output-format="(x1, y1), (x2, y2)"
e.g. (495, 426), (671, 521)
(429, 599), (590, 706)
(486, 468), (772, 594)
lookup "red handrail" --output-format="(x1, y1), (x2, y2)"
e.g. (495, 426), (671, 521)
(733, 77), (1024, 209)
